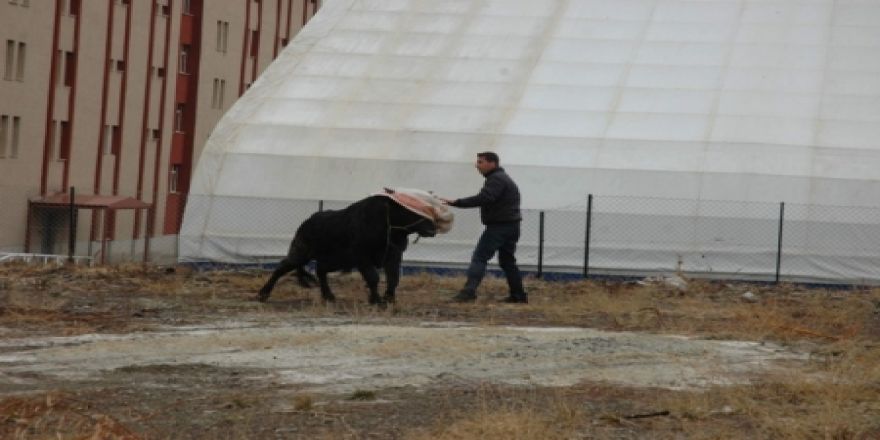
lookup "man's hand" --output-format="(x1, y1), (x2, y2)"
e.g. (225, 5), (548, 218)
(438, 197), (455, 206)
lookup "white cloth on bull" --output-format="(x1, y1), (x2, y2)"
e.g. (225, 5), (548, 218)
(373, 188), (454, 234)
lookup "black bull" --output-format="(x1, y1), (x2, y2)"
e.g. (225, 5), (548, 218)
(257, 195), (437, 304)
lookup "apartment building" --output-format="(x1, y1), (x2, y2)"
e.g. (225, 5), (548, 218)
(0, 0), (320, 261)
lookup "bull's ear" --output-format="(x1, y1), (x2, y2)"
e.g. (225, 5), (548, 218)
(383, 187), (395, 194)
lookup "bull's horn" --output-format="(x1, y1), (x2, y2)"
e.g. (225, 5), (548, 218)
(383, 187), (395, 194)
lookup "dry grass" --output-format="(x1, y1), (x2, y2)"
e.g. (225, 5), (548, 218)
(407, 386), (584, 440)
(2, 261), (877, 341)
(405, 343), (880, 440)
(292, 394), (314, 411)
(0, 392), (142, 440)
(1, 263), (879, 438)
(394, 274), (880, 439)
(584, 327), (880, 439)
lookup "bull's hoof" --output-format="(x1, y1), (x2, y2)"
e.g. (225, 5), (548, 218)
(382, 295), (396, 304)
(256, 291), (270, 302)
(369, 296), (389, 309)
(321, 294), (336, 303)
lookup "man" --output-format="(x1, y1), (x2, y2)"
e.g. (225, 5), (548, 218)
(440, 152), (527, 304)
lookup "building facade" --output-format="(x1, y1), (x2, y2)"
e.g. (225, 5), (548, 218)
(0, 0), (319, 260)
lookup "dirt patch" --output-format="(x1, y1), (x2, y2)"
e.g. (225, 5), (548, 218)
(0, 319), (806, 395)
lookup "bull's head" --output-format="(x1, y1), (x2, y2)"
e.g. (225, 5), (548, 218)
(381, 187), (454, 237)
(413, 218), (437, 238)
(387, 199), (437, 238)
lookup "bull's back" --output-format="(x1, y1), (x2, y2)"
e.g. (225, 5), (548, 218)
(289, 197), (390, 265)
(293, 209), (355, 251)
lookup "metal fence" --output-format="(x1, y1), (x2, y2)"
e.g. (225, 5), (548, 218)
(174, 194), (880, 285)
(6, 193), (880, 285)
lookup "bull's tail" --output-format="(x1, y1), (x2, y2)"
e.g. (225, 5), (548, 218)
(257, 238), (311, 302)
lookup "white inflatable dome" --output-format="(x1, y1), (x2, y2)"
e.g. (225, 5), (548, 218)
(181, 0), (880, 282)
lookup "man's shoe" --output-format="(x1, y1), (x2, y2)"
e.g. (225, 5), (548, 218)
(451, 290), (477, 303)
(500, 296), (528, 304)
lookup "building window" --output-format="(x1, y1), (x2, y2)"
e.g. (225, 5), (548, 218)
(175, 104), (184, 132)
(0, 115), (17, 159)
(15, 42), (25, 80)
(179, 45), (190, 74)
(55, 50), (63, 84)
(50, 121), (57, 159)
(104, 125), (122, 156)
(216, 20), (229, 53)
(223, 22), (230, 52)
(169, 165), (180, 193)
(212, 79), (226, 109)
(212, 79), (218, 108)
(102, 125), (120, 156)
(58, 121), (70, 160)
(115, 59), (126, 72)
(11, 117), (19, 158)
(250, 31), (259, 57)
(111, 125), (121, 155)
(151, 128), (160, 141)
(182, 0), (191, 15)
(160, 4), (170, 16)
(2, 40), (24, 81)
(53, 120), (71, 160)
(220, 79), (226, 108)
(155, 66), (165, 78)
(67, 0), (81, 16)
(103, 125), (114, 155)
(4, 40), (13, 80)
(64, 51), (75, 87)
(0, 115), (7, 158)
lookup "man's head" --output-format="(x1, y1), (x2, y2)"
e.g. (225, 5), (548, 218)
(475, 151), (499, 176)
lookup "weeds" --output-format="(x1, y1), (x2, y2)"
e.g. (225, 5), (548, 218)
(293, 394), (314, 411)
(348, 390), (377, 401)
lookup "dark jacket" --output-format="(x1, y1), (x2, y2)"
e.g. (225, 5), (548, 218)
(452, 167), (521, 225)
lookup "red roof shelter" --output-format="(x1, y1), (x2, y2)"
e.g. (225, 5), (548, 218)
(26, 192), (153, 264)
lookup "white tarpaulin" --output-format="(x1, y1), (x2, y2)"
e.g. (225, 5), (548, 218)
(181, 0), (880, 282)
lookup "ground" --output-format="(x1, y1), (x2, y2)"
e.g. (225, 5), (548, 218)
(0, 264), (878, 439)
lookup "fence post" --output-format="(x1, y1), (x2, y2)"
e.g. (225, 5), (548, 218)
(318, 200), (324, 212)
(583, 194), (593, 278)
(68, 187), (76, 264)
(775, 202), (785, 284)
(537, 211), (544, 278)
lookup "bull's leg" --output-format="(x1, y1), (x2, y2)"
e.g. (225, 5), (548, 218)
(357, 261), (382, 305)
(258, 258), (297, 302)
(316, 262), (335, 302)
(382, 250), (403, 304)
(295, 267), (318, 287)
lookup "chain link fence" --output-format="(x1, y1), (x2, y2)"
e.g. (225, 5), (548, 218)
(6, 193), (880, 285)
